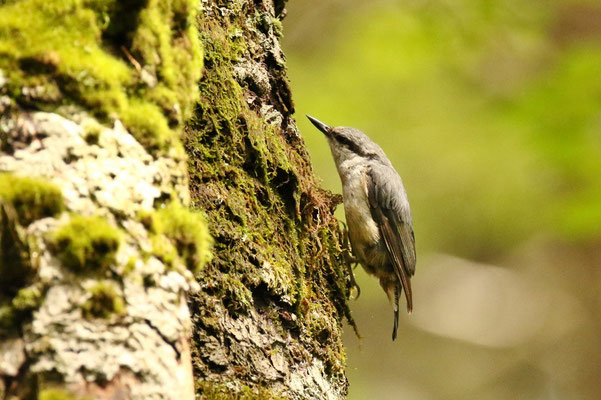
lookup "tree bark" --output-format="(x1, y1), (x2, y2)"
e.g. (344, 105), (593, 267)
(186, 1), (355, 398)
(0, 0), (353, 399)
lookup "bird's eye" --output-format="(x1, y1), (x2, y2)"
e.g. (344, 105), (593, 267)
(335, 135), (361, 154)
(335, 135), (353, 149)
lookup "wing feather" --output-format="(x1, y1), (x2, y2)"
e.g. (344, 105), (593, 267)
(366, 166), (416, 313)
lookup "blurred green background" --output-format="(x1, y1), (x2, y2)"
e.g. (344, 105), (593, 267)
(282, 0), (601, 399)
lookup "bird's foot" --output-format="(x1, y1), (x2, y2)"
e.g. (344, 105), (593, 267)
(338, 220), (361, 299)
(345, 261), (361, 300)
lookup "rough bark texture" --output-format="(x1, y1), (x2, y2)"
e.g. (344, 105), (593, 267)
(185, 1), (354, 398)
(0, 1), (209, 398)
(0, 0), (353, 399)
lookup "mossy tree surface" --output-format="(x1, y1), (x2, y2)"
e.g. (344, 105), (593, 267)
(186, 0), (354, 397)
(0, 0), (208, 398)
(0, 0), (202, 154)
(0, 0), (354, 397)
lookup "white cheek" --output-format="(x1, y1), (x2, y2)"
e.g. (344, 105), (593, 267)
(328, 141), (353, 165)
(328, 141), (342, 162)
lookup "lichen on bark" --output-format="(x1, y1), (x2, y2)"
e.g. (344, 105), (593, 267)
(0, 0), (355, 397)
(185, 0), (355, 398)
(0, 0), (208, 398)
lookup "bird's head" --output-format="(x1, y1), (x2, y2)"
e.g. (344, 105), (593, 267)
(306, 115), (385, 166)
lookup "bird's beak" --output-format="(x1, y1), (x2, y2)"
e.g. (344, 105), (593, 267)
(306, 115), (331, 136)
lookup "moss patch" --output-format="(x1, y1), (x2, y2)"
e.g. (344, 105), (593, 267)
(0, 284), (45, 333)
(38, 387), (86, 400)
(185, 16), (306, 306)
(143, 201), (212, 274)
(50, 216), (121, 272)
(0, 202), (34, 296)
(0, 175), (55, 326)
(12, 285), (43, 311)
(0, 173), (63, 226)
(0, 0), (202, 154)
(0, 304), (17, 330)
(196, 381), (287, 400)
(0, 204), (28, 290)
(81, 280), (125, 319)
(185, 1), (354, 390)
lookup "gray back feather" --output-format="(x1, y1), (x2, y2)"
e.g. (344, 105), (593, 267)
(368, 161), (416, 275)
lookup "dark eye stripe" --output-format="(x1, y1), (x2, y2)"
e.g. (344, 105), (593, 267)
(335, 135), (362, 154)
(335, 135), (376, 159)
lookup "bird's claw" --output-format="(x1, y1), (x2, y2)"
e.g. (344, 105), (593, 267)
(345, 261), (361, 300)
(349, 281), (361, 300)
(338, 220), (361, 299)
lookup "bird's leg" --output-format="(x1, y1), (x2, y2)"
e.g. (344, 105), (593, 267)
(339, 220), (360, 264)
(339, 220), (361, 299)
(345, 261), (361, 300)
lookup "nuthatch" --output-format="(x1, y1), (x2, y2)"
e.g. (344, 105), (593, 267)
(307, 115), (416, 340)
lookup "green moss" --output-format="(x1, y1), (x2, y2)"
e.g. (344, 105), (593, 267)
(149, 233), (179, 269)
(138, 202), (213, 274)
(221, 274), (253, 313)
(185, 2), (356, 387)
(123, 256), (137, 276)
(0, 285), (44, 333)
(151, 202), (212, 274)
(82, 120), (103, 145)
(12, 285), (43, 311)
(50, 216), (121, 272)
(0, 0), (202, 154)
(0, 1), (130, 110)
(0, 304), (16, 330)
(81, 280), (125, 319)
(271, 18), (283, 38)
(121, 99), (178, 153)
(0, 174), (64, 226)
(0, 203), (34, 294)
(0, 174), (63, 289)
(196, 381), (287, 400)
(136, 209), (154, 230)
(38, 387), (88, 400)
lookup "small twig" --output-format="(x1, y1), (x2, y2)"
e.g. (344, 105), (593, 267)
(120, 45), (142, 72)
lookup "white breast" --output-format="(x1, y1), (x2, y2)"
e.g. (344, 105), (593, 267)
(339, 162), (381, 264)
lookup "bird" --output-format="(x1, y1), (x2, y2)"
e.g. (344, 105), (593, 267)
(307, 115), (416, 340)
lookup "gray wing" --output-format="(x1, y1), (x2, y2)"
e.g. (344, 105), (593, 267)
(366, 163), (416, 312)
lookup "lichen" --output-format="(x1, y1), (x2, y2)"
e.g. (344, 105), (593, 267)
(81, 280), (125, 319)
(0, 0), (205, 396)
(49, 216), (121, 272)
(0, 0), (202, 154)
(0, 173), (64, 226)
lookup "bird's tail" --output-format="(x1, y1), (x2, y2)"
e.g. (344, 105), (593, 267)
(392, 285), (400, 341)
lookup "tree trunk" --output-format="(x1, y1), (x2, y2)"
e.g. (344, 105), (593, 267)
(0, 0), (353, 399)
(186, 1), (355, 398)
